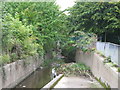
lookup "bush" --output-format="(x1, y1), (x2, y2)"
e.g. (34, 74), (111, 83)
(2, 54), (10, 64)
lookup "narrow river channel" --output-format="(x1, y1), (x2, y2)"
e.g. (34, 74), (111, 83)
(15, 67), (52, 88)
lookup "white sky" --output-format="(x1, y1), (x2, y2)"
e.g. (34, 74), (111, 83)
(56, 0), (76, 11)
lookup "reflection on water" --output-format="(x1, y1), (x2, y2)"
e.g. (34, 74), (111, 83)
(15, 67), (52, 88)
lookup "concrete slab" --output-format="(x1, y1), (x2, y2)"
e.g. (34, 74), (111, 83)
(54, 76), (102, 88)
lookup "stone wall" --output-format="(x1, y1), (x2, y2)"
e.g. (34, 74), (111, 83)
(0, 55), (43, 89)
(75, 49), (119, 88)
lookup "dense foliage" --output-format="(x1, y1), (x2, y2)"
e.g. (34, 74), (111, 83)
(1, 1), (119, 64)
(68, 2), (120, 44)
(2, 13), (38, 59)
(1, 2), (68, 64)
(61, 2), (120, 62)
(61, 31), (96, 62)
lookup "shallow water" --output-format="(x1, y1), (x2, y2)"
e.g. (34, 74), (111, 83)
(15, 67), (52, 88)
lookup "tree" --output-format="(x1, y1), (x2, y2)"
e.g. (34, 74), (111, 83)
(1, 1), (69, 64)
(68, 2), (120, 44)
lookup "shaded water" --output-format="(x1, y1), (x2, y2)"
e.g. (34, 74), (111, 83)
(15, 67), (52, 88)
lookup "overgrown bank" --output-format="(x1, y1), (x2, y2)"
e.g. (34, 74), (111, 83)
(0, 2), (68, 65)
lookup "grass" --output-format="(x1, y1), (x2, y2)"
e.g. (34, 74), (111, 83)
(95, 77), (111, 89)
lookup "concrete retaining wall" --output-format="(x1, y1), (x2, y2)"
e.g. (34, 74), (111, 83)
(0, 55), (43, 89)
(75, 49), (119, 88)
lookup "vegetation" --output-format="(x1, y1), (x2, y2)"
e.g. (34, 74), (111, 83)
(104, 56), (111, 63)
(96, 51), (106, 58)
(95, 77), (111, 89)
(0, 2), (119, 89)
(61, 31), (96, 62)
(55, 62), (90, 76)
(68, 2), (120, 44)
(96, 51), (119, 72)
(1, 1), (119, 66)
(118, 67), (120, 72)
(61, 45), (76, 63)
(0, 1), (97, 65)
(1, 2), (68, 65)
(61, 2), (120, 62)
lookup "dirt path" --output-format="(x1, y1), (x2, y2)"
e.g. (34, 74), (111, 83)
(54, 76), (103, 88)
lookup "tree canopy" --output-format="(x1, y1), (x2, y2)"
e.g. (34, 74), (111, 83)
(1, 2), (69, 64)
(68, 2), (120, 44)
(1, 1), (119, 65)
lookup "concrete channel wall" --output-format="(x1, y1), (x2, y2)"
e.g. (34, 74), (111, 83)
(0, 55), (43, 89)
(75, 49), (119, 88)
(96, 42), (120, 65)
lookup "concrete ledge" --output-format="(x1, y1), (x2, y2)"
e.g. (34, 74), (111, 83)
(42, 74), (64, 89)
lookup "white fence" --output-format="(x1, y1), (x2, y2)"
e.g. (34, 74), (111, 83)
(96, 42), (120, 65)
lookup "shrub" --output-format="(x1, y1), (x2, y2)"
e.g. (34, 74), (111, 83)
(2, 54), (10, 64)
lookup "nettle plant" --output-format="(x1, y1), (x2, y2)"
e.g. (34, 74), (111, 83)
(73, 31), (96, 53)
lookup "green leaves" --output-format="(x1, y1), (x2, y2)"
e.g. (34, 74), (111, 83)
(2, 13), (39, 61)
(1, 2), (69, 64)
(68, 2), (120, 44)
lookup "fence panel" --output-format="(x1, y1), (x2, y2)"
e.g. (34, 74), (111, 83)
(96, 42), (120, 65)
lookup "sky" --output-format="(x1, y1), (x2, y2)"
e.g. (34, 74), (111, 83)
(56, 0), (76, 11)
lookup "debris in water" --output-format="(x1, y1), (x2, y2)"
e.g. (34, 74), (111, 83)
(23, 85), (26, 88)
(52, 68), (57, 78)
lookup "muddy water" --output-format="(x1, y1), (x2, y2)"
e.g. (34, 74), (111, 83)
(15, 67), (52, 88)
